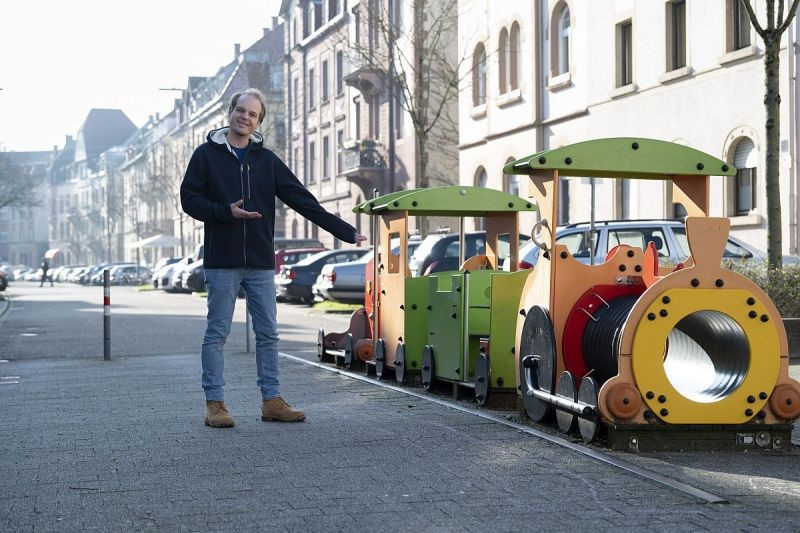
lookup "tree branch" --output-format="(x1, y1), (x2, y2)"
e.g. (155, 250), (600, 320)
(778, 0), (800, 32)
(743, 0), (766, 37)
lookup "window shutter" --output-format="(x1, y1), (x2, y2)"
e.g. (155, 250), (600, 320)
(734, 138), (757, 168)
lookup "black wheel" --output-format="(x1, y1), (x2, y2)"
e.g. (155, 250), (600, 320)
(519, 305), (556, 422)
(337, 333), (354, 368)
(555, 371), (578, 434)
(343, 334), (355, 368)
(475, 352), (490, 405)
(578, 376), (600, 443)
(422, 345), (435, 391)
(375, 339), (387, 379)
(317, 328), (325, 360)
(394, 343), (406, 384)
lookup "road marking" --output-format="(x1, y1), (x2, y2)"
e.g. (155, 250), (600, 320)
(280, 351), (729, 505)
(19, 333), (38, 337)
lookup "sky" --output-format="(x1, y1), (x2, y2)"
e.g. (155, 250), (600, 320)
(0, 0), (282, 153)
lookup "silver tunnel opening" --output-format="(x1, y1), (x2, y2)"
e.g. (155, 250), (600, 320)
(663, 310), (750, 403)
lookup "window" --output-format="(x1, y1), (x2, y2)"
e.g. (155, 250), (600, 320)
(369, 97), (379, 138)
(270, 67), (283, 92)
(474, 167), (488, 230)
(472, 43), (487, 106)
(322, 136), (330, 180)
(509, 22), (520, 90)
(336, 50), (344, 95)
(733, 138), (757, 215)
(394, 91), (404, 139)
(328, 0), (339, 19)
(729, 0), (751, 51)
(666, 0), (686, 71)
(308, 140), (316, 184)
(368, 0), (379, 51)
(503, 158), (519, 196)
(392, 0), (404, 33)
(313, 0), (323, 31)
(616, 20), (633, 87)
(293, 77), (300, 117)
(308, 68), (315, 108)
(322, 60), (329, 102)
(499, 28), (508, 94)
(354, 99), (361, 138)
(554, 4), (570, 76)
(336, 129), (344, 173)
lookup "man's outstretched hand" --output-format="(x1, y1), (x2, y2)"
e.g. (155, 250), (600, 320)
(355, 233), (367, 243)
(231, 199), (262, 219)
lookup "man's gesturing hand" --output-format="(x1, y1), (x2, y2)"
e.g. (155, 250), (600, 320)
(231, 199), (262, 219)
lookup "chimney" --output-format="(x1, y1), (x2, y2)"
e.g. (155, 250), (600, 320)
(234, 43), (241, 58)
(272, 16), (279, 29)
(155, 112), (160, 121)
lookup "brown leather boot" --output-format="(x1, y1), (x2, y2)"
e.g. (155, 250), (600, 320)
(205, 400), (235, 428)
(262, 397), (306, 422)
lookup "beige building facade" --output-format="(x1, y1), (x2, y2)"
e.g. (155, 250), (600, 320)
(459, 0), (800, 256)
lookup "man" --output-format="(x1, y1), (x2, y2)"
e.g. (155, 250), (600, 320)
(39, 259), (53, 287)
(181, 88), (366, 428)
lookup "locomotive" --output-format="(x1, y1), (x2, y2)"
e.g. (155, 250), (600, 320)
(319, 138), (800, 450)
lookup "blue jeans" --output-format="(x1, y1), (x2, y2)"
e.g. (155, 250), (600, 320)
(202, 268), (280, 401)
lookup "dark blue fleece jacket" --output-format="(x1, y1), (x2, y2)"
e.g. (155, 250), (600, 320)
(180, 127), (357, 269)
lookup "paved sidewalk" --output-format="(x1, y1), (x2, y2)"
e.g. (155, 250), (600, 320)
(1, 349), (799, 532)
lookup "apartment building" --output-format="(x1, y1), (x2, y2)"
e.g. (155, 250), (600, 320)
(0, 150), (51, 266)
(281, 0), (459, 245)
(459, 0), (800, 255)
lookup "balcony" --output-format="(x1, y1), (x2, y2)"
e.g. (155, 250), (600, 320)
(338, 139), (387, 196)
(343, 63), (385, 96)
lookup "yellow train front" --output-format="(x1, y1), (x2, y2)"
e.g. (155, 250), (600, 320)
(508, 138), (800, 450)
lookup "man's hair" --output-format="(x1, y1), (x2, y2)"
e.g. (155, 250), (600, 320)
(228, 88), (267, 124)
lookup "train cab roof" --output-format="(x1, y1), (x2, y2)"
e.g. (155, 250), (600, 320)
(352, 186), (537, 216)
(503, 138), (736, 180)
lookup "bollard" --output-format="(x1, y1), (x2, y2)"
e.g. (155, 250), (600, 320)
(103, 269), (110, 360)
(246, 309), (254, 353)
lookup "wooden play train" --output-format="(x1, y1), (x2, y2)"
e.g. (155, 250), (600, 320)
(318, 138), (800, 450)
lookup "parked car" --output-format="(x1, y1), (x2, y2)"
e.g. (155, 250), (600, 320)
(409, 231), (530, 276)
(181, 259), (205, 293)
(150, 257), (182, 288)
(275, 247), (326, 273)
(109, 264), (152, 285)
(277, 249), (370, 304)
(312, 252), (373, 303)
(0, 266), (7, 291)
(165, 257), (196, 292)
(312, 237), (421, 303)
(502, 219), (796, 271)
(154, 256), (193, 291)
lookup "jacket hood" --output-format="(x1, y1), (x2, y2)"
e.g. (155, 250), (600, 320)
(207, 127), (264, 150)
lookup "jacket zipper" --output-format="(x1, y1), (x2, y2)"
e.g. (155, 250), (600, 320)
(240, 162), (247, 265)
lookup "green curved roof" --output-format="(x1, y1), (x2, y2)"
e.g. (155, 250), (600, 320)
(503, 138), (736, 179)
(353, 186), (537, 216)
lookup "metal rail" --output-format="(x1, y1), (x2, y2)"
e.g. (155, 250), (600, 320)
(279, 351), (729, 505)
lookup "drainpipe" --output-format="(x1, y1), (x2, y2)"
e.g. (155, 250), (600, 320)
(790, 19), (799, 254)
(535, 0), (544, 154)
(388, 0), (396, 194)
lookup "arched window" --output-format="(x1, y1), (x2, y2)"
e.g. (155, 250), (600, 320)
(553, 3), (571, 76)
(472, 43), (487, 106)
(510, 22), (520, 90)
(733, 138), (757, 215)
(499, 28), (509, 94)
(474, 167), (488, 230)
(503, 157), (519, 196)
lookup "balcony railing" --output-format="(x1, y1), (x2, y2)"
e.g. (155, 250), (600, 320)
(338, 139), (386, 176)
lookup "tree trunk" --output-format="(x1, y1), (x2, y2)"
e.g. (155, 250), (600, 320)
(764, 31), (784, 268)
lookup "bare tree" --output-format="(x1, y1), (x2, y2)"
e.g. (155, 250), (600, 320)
(342, 0), (463, 191)
(743, 0), (800, 268)
(0, 154), (44, 210)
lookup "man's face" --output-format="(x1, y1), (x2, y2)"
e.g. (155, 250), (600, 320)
(229, 95), (262, 137)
